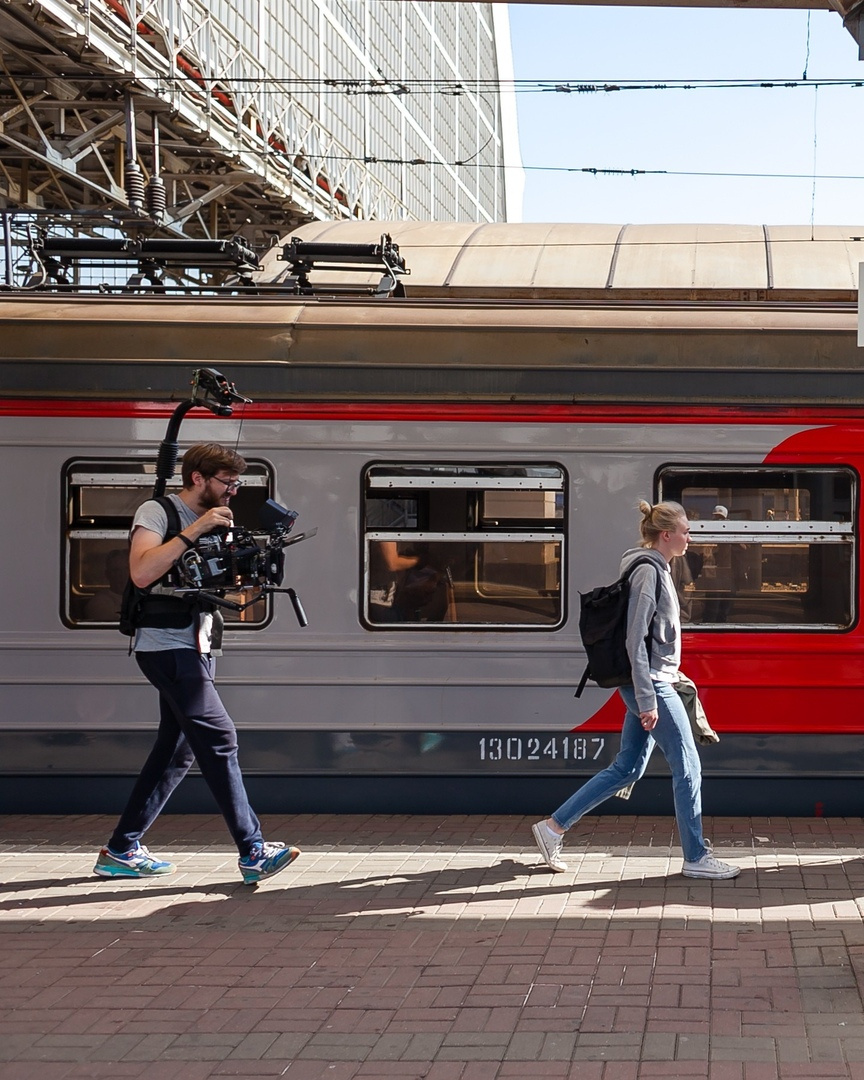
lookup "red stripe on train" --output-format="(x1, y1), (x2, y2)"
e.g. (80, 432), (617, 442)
(0, 399), (859, 424)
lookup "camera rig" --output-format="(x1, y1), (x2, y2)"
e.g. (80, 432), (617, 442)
(154, 368), (314, 627)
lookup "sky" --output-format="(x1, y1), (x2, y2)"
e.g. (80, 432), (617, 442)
(505, 5), (864, 224)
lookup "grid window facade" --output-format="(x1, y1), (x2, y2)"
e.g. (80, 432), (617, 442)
(252, 0), (510, 222)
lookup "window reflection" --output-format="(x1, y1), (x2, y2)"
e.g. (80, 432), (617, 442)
(367, 539), (562, 626)
(64, 460), (272, 628)
(69, 541), (128, 625)
(364, 464), (565, 630)
(660, 468), (854, 629)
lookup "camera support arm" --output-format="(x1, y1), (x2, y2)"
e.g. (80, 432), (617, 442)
(174, 586), (308, 627)
(152, 367), (252, 498)
(149, 369), (313, 629)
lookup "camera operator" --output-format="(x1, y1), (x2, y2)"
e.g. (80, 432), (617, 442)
(94, 442), (301, 886)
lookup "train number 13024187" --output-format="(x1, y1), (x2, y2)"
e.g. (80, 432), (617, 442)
(478, 735), (606, 762)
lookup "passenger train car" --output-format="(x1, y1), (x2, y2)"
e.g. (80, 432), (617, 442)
(2, 220), (864, 815)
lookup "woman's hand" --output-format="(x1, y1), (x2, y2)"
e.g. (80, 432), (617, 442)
(639, 709), (658, 732)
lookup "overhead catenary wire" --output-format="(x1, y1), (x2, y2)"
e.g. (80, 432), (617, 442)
(247, 145), (864, 183)
(9, 72), (864, 94)
(10, 64), (857, 190)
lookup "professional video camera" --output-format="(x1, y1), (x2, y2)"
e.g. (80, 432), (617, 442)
(173, 499), (299, 592)
(167, 499), (313, 625)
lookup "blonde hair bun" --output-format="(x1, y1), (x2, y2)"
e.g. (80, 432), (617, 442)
(638, 499), (686, 547)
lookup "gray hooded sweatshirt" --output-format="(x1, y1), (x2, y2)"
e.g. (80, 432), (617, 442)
(620, 547), (681, 713)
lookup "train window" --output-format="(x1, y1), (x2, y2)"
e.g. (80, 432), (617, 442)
(62, 459), (273, 629)
(363, 463), (565, 629)
(658, 467), (854, 629)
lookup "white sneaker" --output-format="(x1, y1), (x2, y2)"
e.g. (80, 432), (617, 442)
(531, 820), (567, 872)
(682, 853), (740, 880)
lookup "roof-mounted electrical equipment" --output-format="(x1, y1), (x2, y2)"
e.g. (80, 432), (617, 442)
(277, 233), (409, 297)
(5, 218), (410, 297)
(21, 232), (261, 292)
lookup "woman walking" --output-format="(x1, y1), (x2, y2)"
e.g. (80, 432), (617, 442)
(532, 500), (739, 880)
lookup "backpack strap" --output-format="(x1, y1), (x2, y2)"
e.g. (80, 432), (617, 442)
(154, 494), (181, 544)
(574, 555), (665, 699)
(627, 556), (665, 667)
(627, 557), (665, 604)
(574, 665), (590, 699)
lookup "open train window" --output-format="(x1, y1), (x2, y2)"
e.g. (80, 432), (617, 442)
(62, 458), (273, 629)
(659, 467), (854, 629)
(362, 463), (565, 629)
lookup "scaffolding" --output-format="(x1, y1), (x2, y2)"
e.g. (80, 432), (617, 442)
(0, 0), (452, 241)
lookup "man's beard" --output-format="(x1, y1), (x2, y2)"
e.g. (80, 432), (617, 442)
(199, 486), (229, 512)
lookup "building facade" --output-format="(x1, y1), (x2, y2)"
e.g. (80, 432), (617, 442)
(0, 0), (522, 239)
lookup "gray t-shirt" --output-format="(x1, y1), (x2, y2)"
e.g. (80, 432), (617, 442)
(131, 494), (214, 652)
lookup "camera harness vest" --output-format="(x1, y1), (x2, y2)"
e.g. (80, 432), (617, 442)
(119, 495), (222, 649)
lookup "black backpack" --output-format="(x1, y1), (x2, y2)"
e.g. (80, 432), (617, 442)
(574, 557), (663, 698)
(118, 495), (195, 637)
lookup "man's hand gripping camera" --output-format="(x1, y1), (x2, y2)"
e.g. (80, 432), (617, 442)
(172, 498), (315, 627)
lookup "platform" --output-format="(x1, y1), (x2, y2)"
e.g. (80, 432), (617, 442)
(2, 812), (864, 1079)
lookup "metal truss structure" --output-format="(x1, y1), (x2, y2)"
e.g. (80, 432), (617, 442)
(0, 0), (408, 241)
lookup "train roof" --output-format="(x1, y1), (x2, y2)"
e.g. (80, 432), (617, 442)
(261, 221), (864, 301)
(2, 221), (863, 407)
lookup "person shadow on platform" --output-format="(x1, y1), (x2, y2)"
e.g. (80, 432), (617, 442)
(2, 856), (862, 921)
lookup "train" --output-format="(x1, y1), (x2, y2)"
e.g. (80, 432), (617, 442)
(2, 219), (864, 816)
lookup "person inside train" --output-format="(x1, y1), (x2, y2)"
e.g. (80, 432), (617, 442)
(368, 540), (420, 622)
(368, 540), (450, 623)
(531, 499), (740, 880)
(391, 543), (450, 622)
(93, 442), (301, 886)
(699, 505), (733, 622)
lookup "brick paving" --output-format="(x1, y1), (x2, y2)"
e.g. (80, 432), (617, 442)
(2, 814), (864, 1079)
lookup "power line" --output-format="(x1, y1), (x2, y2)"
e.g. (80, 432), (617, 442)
(146, 133), (864, 183)
(297, 77), (864, 94)
(284, 151), (864, 182)
(522, 166), (864, 181)
(7, 73), (864, 95)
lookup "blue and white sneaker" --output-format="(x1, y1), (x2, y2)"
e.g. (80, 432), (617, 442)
(238, 841), (300, 886)
(94, 844), (175, 878)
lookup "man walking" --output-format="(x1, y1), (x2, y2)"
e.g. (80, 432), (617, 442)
(94, 442), (300, 886)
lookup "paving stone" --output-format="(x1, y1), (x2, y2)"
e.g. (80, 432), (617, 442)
(4, 814), (864, 1077)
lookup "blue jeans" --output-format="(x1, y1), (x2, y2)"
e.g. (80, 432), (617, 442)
(109, 649), (263, 858)
(551, 680), (707, 863)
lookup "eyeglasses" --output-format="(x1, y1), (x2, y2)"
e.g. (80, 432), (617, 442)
(208, 475), (244, 492)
